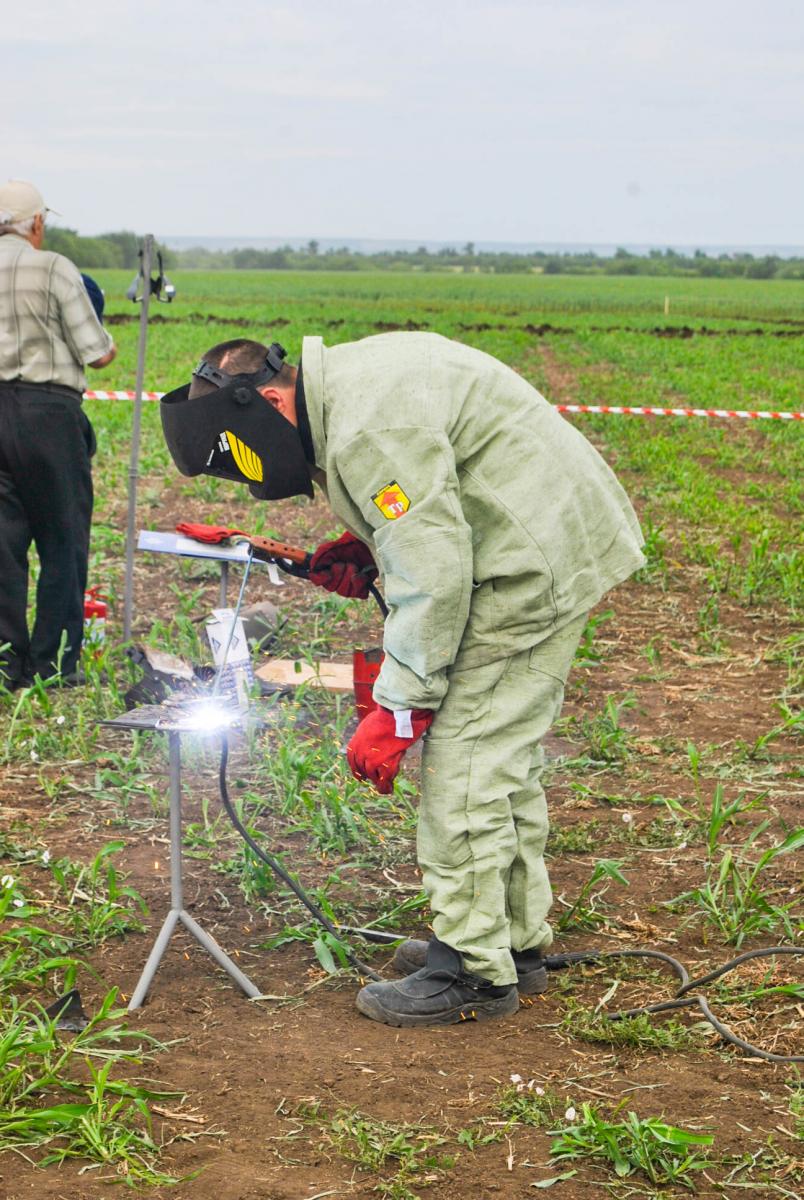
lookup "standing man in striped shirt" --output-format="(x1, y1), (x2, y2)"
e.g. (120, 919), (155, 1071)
(0, 181), (116, 690)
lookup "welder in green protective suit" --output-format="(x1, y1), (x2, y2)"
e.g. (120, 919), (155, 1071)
(162, 331), (645, 1028)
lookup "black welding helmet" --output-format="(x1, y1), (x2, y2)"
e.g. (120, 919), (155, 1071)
(160, 343), (314, 500)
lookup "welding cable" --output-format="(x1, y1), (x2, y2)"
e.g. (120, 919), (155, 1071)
(542, 946), (803, 1063)
(366, 581), (389, 618)
(217, 736), (382, 982)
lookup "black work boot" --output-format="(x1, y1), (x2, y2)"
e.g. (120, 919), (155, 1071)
(356, 936), (519, 1027)
(391, 938), (548, 995)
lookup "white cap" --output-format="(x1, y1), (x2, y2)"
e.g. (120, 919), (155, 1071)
(0, 179), (60, 222)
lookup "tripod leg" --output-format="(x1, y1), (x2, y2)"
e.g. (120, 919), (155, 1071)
(179, 910), (261, 998)
(128, 909), (180, 1010)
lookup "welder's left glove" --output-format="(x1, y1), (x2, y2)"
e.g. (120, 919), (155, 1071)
(309, 531), (378, 599)
(176, 522), (245, 544)
(347, 705), (434, 794)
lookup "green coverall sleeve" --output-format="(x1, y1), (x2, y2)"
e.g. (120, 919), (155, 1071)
(333, 427), (473, 711)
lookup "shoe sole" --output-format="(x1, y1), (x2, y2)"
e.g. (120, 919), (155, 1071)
(355, 987), (520, 1028)
(391, 948), (548, 996)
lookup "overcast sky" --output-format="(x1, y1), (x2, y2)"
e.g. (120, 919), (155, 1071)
(4, 0), (803, 246)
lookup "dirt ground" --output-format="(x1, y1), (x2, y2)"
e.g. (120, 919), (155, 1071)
(1, 418), (801, 1200)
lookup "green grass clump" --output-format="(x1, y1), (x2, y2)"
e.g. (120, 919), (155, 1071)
(0, 992), (183, 1186)
(562, 1007), (705, 1052)
(296, 1102), (454, 1199)
(549, 1102), (714, 1189)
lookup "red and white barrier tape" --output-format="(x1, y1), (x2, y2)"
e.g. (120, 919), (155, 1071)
(555, 403), (803, 421)
(84, 390), (164, 400)
(82, 390), (803, 422)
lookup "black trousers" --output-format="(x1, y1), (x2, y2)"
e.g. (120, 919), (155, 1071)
(0, 384), (95, 685)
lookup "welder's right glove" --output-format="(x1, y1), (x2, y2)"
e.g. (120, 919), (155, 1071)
(347, 705), (434, 794)
(309, 531), (378, 599)
(176, 522), (245, 544)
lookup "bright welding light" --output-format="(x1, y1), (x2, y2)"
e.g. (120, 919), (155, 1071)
(187, 699), (240, 732)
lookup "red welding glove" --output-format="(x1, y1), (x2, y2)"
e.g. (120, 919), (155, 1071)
(347, 705), (434, 794)
(309, 531), (378, 599)
(176, 523), (245, 544)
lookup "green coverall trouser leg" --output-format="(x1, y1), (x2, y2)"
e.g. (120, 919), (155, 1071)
(417, 612), (587, 985)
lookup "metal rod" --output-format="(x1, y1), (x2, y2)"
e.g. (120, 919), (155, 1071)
(178, 912), (262, 998)
(122, 234), (154, 642)
(210, 548), (253, 698)
(219, 560), (229, 607)
(128, 909), (179, 1010)
(168, 732), (183, 910)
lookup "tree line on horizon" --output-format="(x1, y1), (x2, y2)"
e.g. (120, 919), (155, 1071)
(43, 227), (804, 280)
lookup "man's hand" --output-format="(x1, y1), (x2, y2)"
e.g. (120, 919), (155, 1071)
(347, 705), (434, 794)
(309, 531), (378, 599)
(89, 344), (116, 368)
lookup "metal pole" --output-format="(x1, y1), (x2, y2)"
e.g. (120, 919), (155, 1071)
(122, 234), (154, 641)
(219, 561), (229, 607)
(168, 732), (183, 910)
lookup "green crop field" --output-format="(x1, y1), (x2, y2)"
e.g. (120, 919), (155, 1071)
(1, 271), (801, 1199)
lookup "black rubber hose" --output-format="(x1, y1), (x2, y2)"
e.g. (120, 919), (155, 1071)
(544, 946), (802, 1063)
(218, 736), (382, 982)
(544, 948), (691, 989)
(677, 945), (803, 996)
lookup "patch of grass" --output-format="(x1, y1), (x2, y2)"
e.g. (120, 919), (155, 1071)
(297, 1102), (455, 1199)
(0, 991), (183, 1186)
(549, 1103), (714, 1189)
(562, 1006), (706, 1052)
(46, 841), (148, 947)
(547, 819), (604, 855)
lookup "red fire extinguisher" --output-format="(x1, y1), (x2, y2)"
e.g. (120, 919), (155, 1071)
(83, 587), (107, 653)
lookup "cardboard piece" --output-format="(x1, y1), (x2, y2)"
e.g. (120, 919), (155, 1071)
(255, 659), (354, 693)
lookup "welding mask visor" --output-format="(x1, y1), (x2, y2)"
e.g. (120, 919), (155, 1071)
(160, 377), (313, 501)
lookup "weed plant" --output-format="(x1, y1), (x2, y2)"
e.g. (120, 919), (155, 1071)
(546, 819), (603, 855)
(549, 1103), (714, 1189)
(669, 794), (803, 946)
(555, 859), (629, 932)
(573, 609), (614, 667)
(496, 1081), (564, 1128)
(561, 694), (637, 765)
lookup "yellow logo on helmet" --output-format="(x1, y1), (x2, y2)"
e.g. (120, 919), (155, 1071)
(225, 431), (263, 483)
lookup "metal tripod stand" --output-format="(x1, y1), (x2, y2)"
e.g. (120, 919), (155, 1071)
(103, 709), (261, 1010)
